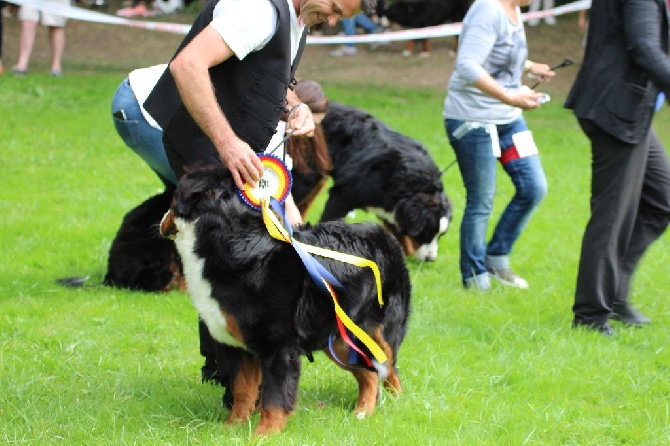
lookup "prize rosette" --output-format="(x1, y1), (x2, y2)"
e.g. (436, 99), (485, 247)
(237, 154), (292, 211)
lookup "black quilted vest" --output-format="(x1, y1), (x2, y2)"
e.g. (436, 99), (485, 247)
(144, 0), (306, 175)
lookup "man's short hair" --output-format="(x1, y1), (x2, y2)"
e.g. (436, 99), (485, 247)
(361, 0), (378, 16)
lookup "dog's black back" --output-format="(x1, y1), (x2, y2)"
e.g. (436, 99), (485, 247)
(171, 166), (410, 355)
(385, 0), (470, 28)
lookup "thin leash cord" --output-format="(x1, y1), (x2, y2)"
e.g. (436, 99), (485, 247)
(412, 259), (425, 284)
(441, 159), (457, 175)
(411, 158), (457, 283)
(267, 128), (296, 157)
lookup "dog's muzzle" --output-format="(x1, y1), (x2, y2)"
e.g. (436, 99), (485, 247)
(160, 209), (178, 240)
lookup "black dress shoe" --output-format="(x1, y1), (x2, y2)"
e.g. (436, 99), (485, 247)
(610, 304), (651, 326)
(572, 320), (615, 336)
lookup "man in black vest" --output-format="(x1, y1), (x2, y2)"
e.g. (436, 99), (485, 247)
(144, 0), (378, 405)
(565, 0), (670, 336)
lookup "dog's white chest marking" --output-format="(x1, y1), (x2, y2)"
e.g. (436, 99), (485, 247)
(173, 218), (246, 350)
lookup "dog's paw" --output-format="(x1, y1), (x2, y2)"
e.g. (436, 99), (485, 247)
(353, 410), (368, 420)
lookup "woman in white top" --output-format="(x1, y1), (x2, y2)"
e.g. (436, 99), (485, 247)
(442, 0), (554, 290)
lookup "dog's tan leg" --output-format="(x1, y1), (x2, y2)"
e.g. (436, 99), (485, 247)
(366, 326), (403, 396)
(379, 341), (402, 397)
(225, 353), (261, 425)
(351, 368), (379, 418)
(254, 406), (292, 436)
(324, 335), (380, 418)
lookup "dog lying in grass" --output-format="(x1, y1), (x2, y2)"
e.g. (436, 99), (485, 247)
(104, 187), (184, 292)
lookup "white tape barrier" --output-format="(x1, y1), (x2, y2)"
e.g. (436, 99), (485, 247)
(5, 0), (192, 33)
(4, 0), (590, 43)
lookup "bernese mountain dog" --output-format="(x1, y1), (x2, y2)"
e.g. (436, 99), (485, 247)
(292, 101), (453, 262)
(384, 0), (470, 28)
(103, 187), (184, 292)
(159, 165), (411, 436)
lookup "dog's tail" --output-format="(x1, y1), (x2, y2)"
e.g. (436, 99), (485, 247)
(56, 276), (90, 288)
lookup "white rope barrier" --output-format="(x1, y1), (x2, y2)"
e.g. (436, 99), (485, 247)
(4, 0), (591, 44)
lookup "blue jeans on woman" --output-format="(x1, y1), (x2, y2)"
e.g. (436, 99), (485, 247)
(111, 78), (178, 186)
(340, 13), (378, 48)
(445, 116), (547, 288)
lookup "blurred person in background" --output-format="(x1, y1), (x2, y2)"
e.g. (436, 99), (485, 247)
(0, 1), (6, 74)
(330, 12), (385, 56)
(565, 0), (670, 336)
(12, 0), (68, 76)
(442, 0), (554, 291)
(527, 0), (555, 26)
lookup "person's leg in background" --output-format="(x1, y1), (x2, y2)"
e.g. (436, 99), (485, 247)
(402, 40), (415, 57)
(528, 0), (556, 26)
(486, 117), (547, 289)
(13, 6), (38, 75)
(353, 12), (378, 33)
(543, 0), (555, 25)
(111, 77), (178, 187)
(445, 119), (498, 291)
(572, 119), (649, 334)
(419, 38), (431, 57)
(612, 130), (670, 325)
(0, 1), (5, 74)
(330, 16), (357, 56)
(41, 3), (68, 76)
(48, 25), (65, 76)
(331, 13), (383, 56)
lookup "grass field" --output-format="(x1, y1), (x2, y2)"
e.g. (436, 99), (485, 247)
(2, 68), (670, 444)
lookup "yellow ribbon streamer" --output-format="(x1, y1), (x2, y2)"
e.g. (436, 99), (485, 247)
(261, 199), (387, 364)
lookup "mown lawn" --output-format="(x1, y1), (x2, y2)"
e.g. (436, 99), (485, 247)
(1, 72), (669, 445)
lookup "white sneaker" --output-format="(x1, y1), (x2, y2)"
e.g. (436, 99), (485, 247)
(464, 274), (492, 291)
(419, 51), (431, 58)
(528, 18), (539, 27)
(402, 49), (412, 57)
(487, 268), (529, 289)
(545, 16), (557, 25)
(369, 28), (390, 50)
(330, 46), (357, 57)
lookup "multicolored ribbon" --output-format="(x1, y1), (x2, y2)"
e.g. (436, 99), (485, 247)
(261, 197), (387, 367)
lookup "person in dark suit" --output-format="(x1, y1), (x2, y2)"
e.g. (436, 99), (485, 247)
(565, 0), (670, 336)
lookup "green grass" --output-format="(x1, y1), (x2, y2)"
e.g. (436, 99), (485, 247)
(2, 73), (670, 445)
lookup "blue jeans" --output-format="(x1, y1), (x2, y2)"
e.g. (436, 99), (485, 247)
(340, 13), (378, 48)
(111, 78), (178, 186)
(445, 117), (547, 285)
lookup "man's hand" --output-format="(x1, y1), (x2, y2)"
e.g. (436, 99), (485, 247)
(217, 135), (265, 191)
(286, 103), (316, 137)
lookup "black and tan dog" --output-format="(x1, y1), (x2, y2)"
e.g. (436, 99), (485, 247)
(104, 187), (184, 292)
(292, 102), (452, 262)
(159, 165), (411, 436)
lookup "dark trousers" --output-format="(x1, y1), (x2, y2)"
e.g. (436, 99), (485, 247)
(573, 119), (670, 325)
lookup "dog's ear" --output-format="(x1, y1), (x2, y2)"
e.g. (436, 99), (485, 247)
(174, 169), (219, 215)
(394, 197), (428, 238)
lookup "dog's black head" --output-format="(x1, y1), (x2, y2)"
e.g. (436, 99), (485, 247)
(387, 190), (452, 262)
(160, 165), (255, 239)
